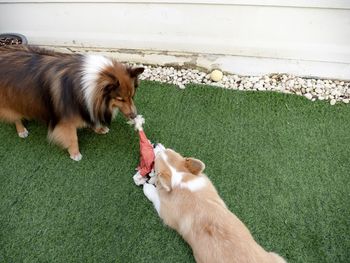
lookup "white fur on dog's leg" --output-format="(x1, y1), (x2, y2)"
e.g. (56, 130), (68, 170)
(148, 176), (157, 185)
(70, 153), (82, 161)
(99, 126), (109, 134)
(154, 143), (165, 156)
(18, 128), (29, 138)
(94, 126), (110, 134)
(133, 171), (147, 186)
(147, 169), (156, 185)
(143, 183), (160, 214)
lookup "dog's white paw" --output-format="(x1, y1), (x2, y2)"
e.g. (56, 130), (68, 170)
(94, 126), (110, 134)
(143, 183), (160, 213)
(143, 183), (157, 200)
(99, 126), (110, 134)
(18, 128), (29, 138)
(70, 153), (82, 161)
(148, 176), (157, 185)
(154, 143), (165, 157)
(133, 171), (147, 186)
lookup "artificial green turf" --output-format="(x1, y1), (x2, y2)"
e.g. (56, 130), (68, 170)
(0, 81), (349, 263)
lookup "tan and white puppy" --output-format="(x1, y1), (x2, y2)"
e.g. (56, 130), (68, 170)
(143, 144), (286, 263)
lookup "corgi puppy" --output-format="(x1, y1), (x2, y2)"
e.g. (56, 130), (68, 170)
(0, 45), (144, 160)
(143, 144), (286, 263)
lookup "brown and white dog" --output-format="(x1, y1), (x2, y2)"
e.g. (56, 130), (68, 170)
(143, 144), (286, 263)
(0, 45), (144, 160)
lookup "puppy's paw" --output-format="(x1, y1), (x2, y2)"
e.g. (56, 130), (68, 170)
(143, 183), (157, 200)
(70, 152), (82, 161)
(18, 128), (29, 138)
(143, 183), (161, 214)
(133, 171), (147, 186)
(94, 126), (110, 135)
(148, 176), (157, 185)
(154, 143), (165, 156)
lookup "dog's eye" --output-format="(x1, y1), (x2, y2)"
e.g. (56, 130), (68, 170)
(116, 97), (125, 102)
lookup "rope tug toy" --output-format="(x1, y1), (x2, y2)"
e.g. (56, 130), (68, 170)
(128, 115), (156, 186)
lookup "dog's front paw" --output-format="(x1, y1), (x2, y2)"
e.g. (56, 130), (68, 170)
(70, 152), (82, 161)
(18, 128), (29, 138)
(133, 171), (147, 186)
(143, 183), (157, 200)
(93, 126), (110, 134)
(143, 183), (160, 214)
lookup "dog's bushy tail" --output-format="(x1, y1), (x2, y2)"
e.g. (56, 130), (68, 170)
(270, 252), (287, 263)
(0, 45), (73, 57)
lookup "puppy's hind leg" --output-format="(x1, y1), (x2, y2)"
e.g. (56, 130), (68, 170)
(143, 183), (160, 215)
(49, 121), (82, 161)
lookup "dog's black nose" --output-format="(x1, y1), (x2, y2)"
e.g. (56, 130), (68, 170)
(153, 143), (158, 149)
(128, 112), (137, 119)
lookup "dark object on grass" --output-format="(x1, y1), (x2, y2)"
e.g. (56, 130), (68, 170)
(0, 33), (28, 46)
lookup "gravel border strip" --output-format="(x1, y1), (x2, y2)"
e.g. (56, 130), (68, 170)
(135, 64), (350, 105)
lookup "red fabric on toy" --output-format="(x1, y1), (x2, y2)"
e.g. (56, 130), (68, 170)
(137, 130), (155, 177)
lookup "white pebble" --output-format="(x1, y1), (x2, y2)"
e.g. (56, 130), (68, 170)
(254, 83), (262, 90)
(244, 82), (253, 89)
(288, 80), (295, 88)
(315, 87), (323, 94)
(306, 80), (313, 88)
(178, 83), (186, 89)
(304, 93), (313, 100)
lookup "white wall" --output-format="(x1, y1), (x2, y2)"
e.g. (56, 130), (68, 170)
(1, 0), (350, 79)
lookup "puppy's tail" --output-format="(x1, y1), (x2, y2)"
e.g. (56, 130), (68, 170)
(269, 252), (287, 263)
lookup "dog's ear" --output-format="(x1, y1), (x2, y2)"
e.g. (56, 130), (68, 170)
(157, 171), (172, 192)
(104, 81), (120, 95)
(185, 158), (205, 175)
(128, 67), (144, 78)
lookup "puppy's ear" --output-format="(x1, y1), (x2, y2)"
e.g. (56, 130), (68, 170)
(128, 67), (144, 78)
(157, 171), (172, 192)
(185, 158), (205, 175)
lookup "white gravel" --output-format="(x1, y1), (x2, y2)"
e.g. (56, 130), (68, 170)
(134, 64), (350, 105)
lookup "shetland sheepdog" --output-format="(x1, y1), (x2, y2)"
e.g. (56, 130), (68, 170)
(0, 45), (144, 161)
(143, 144), (286, 263)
